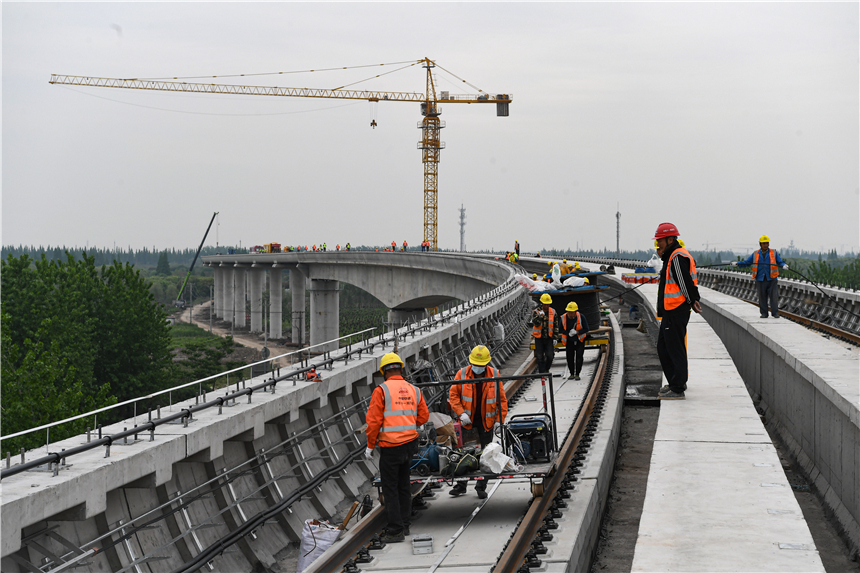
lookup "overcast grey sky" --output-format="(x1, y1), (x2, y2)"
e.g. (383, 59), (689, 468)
(3, 2), (858, 255)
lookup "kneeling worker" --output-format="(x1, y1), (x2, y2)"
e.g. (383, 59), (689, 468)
(561, 302), (589, 380)
(448, 345), (508, 499)
(365, 353), (429, 542)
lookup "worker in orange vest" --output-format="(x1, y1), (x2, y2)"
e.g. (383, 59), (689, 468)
(653, 222), (701, 400)
(365, 353), (429, 542)
(402, 240), (407, 252)
(732, 234), (788, 318)
(532, 293), (559, 374)
(391, 240), (396, 251)
(448, 345), (508, 498)
(561, 302), (589, 380)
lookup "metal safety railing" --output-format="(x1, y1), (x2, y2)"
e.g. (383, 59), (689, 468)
(2, 276), (525, 480)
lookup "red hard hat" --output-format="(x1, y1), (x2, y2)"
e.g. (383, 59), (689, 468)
(654, 222), (679, 240)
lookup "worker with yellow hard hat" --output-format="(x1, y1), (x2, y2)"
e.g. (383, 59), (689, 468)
(532, 293), (559, 374)
(514, 239), (520, 257)
(448, 345), (508, 498)
(561, 302), (590, 380)
(559, 259), (571, 275)
(732, 234), (788, 318)
(365, 353), (429, 542)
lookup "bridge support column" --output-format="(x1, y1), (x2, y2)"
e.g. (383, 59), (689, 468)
(225, 268), (236, 325)
(388, 308), (426, 329)
(291, 269), (306, 345)
(235, 268), (247, 328)
(214, 267), (225, 319)
(270, 268), (283, 339)
(249, 269), (264, 332)
(309, 279), (339, 353)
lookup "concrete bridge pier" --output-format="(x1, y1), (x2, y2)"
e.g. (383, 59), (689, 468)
(225, 267), (236, 324)
(309, 279), (339, 353)
(290, 269), (306, 345)
(270, 267), (283, 340)
(249, 268), (264, 332)
(215, 266), (226, 318)
(235, 267), (247, 328)
(388, 308), (426, 328)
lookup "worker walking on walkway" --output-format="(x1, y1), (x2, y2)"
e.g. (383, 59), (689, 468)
(732, 235), (788, 318)
(653, 222), (701, 400)
(561, 302), (589, 380)
(448, 345), (508, 498)
(532, 293), (559, 374)
(514, 240), (520, 256)
(365, 353), (429, 543)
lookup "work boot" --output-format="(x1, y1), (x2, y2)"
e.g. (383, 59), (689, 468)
(659, 384), (687, 394)
(475, 482), (488, 499)
(379, 528), (406, 543)
(658, 390), (685, 400)
(449, 483), (467, 497)
(574, 374), (581, 380)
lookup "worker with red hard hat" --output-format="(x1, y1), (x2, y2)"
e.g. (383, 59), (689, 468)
(653, 222), (701, 400)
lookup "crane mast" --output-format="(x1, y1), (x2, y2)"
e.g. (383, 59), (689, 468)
(49, 58), (510, 251)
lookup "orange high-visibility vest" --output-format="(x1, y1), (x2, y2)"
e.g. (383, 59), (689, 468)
(449, 366), (507, 431)
(561, 312), (586, 345)
(376, 377), (422, 446)
(663, 247), (698, 312)
(533, 307), (556, 339)
(752, 250), (779, 279)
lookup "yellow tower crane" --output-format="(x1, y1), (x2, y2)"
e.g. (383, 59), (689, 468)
(49, 58), (511, 251)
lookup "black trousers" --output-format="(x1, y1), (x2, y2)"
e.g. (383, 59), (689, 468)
(378, 439), (419, 533)
(566, 339), (585, 376)
(534, 337), (555, 374)
(657, 309), (690, 392)
(758, 280), (780, 317)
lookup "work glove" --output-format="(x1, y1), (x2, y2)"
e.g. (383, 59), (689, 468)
(460, 413), (472, 426)
(783, 264), (789, 270)
(364, 448), (374, 461)
(569, 330), (576, 337)
(730, 261), (738, 267)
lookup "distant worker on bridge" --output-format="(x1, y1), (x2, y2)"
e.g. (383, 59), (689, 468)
(561, 302), (589, 380)
(653, 222), (701, 400)
(532, 293), (559, 374)
(403, 240), (408, 252)
(732, 235), (788, 319)
(365, 353), (429, 543)
(392, 240), (397, 251)
(346, 242), (351, 251)
(514, 240), (520, 256)
(448, 345), (508, 498)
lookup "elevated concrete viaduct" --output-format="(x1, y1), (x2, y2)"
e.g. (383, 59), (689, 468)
(204, 252), (511, 351)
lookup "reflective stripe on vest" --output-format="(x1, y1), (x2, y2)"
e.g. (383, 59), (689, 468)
(532, 307), (556, 338)
(664, 247), (698, 311)
(752, 250), (778, 279)
(561, 312), (586, 344)
(378, 379), (420, 440)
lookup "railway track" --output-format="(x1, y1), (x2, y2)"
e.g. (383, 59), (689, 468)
(305, 323), (616, 573)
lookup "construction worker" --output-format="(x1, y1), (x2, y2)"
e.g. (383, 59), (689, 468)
(322, 243), (327, 252)
(403, 240), (408, 252)
(346, 242), (351, 251)
(365, 353), (429, 542)
(532, 293), (559, 373)
(514, 240), (520, 256)
(392, 240), (397, 251)
(561, 302), (589, 380)
(653, 222), (701, 400)
(448, 345), (508, 498)
(733, 235), (788, 318)
(336, 244), (340, 251)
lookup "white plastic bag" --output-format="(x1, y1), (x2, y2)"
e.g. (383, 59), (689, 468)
(297, 520), (342, 573)
(562, 276), (587, 288)
(514, 274), (551, 293)
(648, 254), (663, 274)
(479, 442), (514, 474)
(551, 264), (562, 286)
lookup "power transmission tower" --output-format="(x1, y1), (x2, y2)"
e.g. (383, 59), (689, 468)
(615, 205), (620, 258)
(459, 204), (467, 252)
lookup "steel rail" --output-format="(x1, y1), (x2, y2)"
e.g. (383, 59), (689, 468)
(732, 298), (860, 346)
(494, 339), (610, 572)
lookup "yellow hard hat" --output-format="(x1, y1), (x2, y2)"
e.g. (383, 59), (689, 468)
(759, 235), (770, 243)
(654, 240), (659, 248)
(469, 345), (492, 366)
(678, 239), (685, 248)
(540, 293), (552, 304)
(379, 352), (404, 374)
(532, 273), (538, 279)
(565, 302), (579, 312)
(563, 259), (567, 263)
(584, 278), (590, 284)
(574, 262), (581, 268)
(548, 261), (553, 266)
